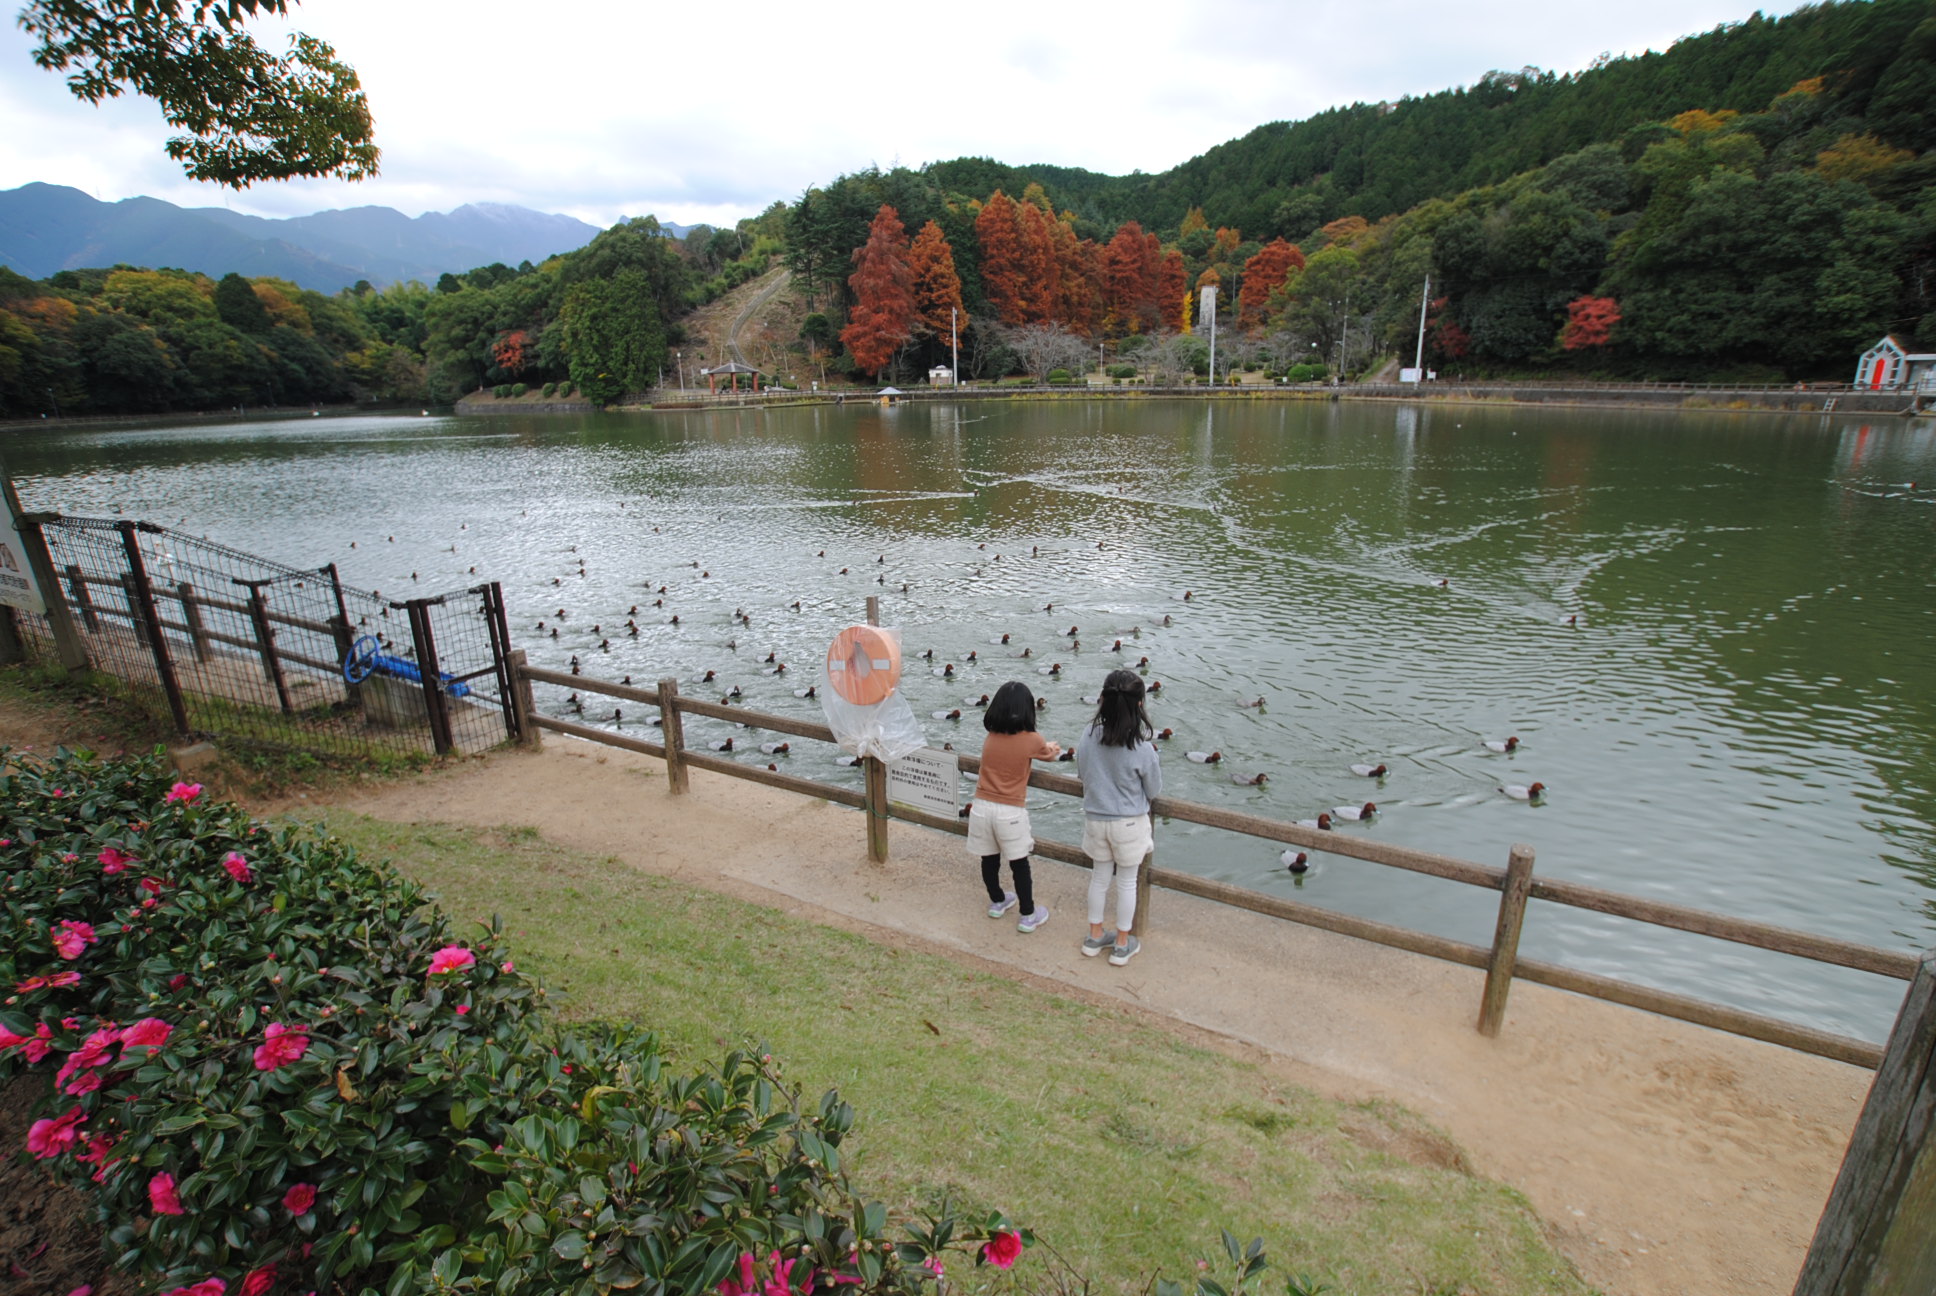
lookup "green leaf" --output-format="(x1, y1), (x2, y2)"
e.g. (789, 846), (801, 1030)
(553, 1231), (588, 1261)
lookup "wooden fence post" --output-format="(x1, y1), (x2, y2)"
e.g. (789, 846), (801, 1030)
(1477, 844), (1537, 1037)
(1135, 811), (1155, 935)
(1794, 950), (1936, 1295)
(404, 598), (455, 755)
(659, 677), (688, 794)
(176, 582), (210, 661)
(237, 578), (293, 713)
(66, 565), (98, 633)
(509, 650), (541, 748)
(862, 594), (888, 863)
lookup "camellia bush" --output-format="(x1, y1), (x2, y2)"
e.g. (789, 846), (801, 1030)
(0, 749), (1037, 1296)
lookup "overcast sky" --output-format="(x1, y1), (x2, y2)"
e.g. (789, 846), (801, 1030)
(0, 0), (1814, 230)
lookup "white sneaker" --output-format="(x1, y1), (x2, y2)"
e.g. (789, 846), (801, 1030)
(987, 892), (1018, 919)
(1017, 905), (1050, 933)
(1108, 934), (1141, 965)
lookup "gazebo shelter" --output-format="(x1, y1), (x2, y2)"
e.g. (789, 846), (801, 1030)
(702, 361), (763, 394)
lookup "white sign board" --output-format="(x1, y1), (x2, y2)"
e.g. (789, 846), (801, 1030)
(1399, 367), (1423, 384)
(0, 496), (44, 613)
(887, 746), (961, 817)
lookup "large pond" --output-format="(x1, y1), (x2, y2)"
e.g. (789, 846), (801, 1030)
(6, 399), (1933, 1042)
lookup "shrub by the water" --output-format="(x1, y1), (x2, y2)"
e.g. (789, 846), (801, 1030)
(493, 384), (513, 399)
(1045, 369), (1072, 385)
(543, 382), (557, 397)
(512, 383), (528, 398)
(0, 749), (1032, 1296)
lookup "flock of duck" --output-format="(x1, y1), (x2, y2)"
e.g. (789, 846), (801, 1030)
(515, 534), (1551, 881)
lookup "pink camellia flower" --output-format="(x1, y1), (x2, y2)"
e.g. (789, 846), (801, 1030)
(52, 920), (98, 960)
(120, 1017), (172, 1054)
(239, 1264), (275, 1296)
(99, 846), (135, 873)
(168, 973), (189, 990)
(982, 1231), (1023, 1270)
(26, 1106), (86, 1159)
(149, 1170), (186, 1215)
(426, 946), (475, 977)
(253, 1022), (309, 1071)
(60, 1067), (104, 1096)
(282, 1182), (316, 1216)
(161, 1280), (226, 1296)
(140, 876), (166, 895)
(221, 852), (253, 884)
(70, 1026), (121, 1068)
(454, 1004), (470, 1016)
(501, 960), (514, 973)
(46, 970), (82, 989)
(21, 1023), (54, 1063)
(163, 782), (202, 804)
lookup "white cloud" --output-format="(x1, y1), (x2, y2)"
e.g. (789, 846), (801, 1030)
(0, 0), (1815, 229)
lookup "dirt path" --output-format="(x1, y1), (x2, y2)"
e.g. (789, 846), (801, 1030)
(728, 269), (792, 368)
(315, 735), (1867, 1296)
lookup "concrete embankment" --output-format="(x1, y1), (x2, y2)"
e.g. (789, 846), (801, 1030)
(328, 736), (1876, 1296)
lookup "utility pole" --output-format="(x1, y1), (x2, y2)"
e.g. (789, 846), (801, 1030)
(951, 308), (959, 387)
(1413, 275), (1430, 379)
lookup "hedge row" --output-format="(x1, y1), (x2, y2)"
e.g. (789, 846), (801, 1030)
(0, 749), (1028, 1296)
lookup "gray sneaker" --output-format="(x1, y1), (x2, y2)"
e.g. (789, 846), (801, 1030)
(1108, 935), (1141, 966)
(1017, 905), (1050, 933)
(1081, 930), (1118, 957)
(987, 892), (1018, 919)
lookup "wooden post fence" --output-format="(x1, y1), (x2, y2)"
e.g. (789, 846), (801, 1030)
(509, 650), (541, 748)
(862, 594), (889, 864)
(1478, 844), (1538, 1036)
(11, 513), (86, 672)
(1795, 950), (1936, 1294)
(659, 677), (689, 793)
(176, 582), (211, 661)
(118, 522), (190, 737)
(236, 578), (293, 713)
(66, 564), (98, 632)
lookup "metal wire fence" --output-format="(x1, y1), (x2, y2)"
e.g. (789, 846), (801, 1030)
(8, 515), (515, 761)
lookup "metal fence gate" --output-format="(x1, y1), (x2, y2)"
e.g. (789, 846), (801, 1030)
(5, 514), (516, 761)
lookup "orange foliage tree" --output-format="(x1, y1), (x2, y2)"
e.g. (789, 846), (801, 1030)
(1053, 220), (1102, 335)
(907, 220), (966, 344)
(1558, 295), (1619, 350)
(1237, 239), (1306, 332)
(491, 328), (531, 375)
(1159, 249), (1187, 332)
(1016, 199), (1059, 324)
(976, 191), (1030, 325)
(840, 205), (916, 377)
(1102, 222), (1163, 336)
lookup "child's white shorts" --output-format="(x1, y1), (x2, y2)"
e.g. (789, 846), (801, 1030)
(966, 799), (1034, 859)
(1082, 813), (1153, 866)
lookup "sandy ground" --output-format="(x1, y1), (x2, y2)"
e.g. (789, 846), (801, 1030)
(298, 735), (1875, 1296)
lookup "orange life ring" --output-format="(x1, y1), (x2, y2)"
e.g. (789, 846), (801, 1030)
(826, 625), (902, 706)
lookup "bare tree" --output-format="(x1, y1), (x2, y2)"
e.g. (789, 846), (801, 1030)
(1000, 322), (1092, 383)
(1135, 331), (1208, 384)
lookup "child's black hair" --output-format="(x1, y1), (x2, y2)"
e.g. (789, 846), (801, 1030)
(983, 680), (1039, 734)
(1089, 668), (1152, 747)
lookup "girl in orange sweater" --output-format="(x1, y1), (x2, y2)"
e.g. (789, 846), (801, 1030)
(969, 680), (1061, 932)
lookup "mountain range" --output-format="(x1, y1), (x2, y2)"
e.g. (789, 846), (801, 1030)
(0, 184), (669, 293)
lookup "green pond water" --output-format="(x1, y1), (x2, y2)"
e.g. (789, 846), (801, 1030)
(7, 398), (1934, 1042)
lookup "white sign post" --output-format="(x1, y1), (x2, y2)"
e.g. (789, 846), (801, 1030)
(887, 746), (961, 817)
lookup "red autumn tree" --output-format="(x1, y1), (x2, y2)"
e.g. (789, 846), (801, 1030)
(1558, 295), (1620, 350)
(1237, 239), (1306, 332)
(976, 190), (1030, 325)
(907, 220), (966, 343)
(1053, 219), (1102, 336)
(840, 205), (916, 377)
(1102, 222), (1162, 336)
(491, 328), (530, 375)
(1017, 198), (1059, 324)
(1426, 296), (1470, 361)
(1159, 249), (1187, 332)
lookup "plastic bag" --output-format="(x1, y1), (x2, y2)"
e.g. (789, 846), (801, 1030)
(819, 625), (927, 762)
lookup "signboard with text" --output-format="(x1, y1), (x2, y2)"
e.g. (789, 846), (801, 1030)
(887, 747), (961, 817)
(0, 496), (44, 613)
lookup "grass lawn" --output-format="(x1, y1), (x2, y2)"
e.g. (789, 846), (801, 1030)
(293, 813), (1597, 1296)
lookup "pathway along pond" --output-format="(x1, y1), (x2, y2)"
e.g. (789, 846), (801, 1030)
(8, 399), (1934, 1041)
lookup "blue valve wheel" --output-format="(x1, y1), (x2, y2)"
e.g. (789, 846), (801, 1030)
(343, 635), (382, 684)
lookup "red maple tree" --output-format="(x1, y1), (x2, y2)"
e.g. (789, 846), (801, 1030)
(1159, 249), (1187, 332)
(840, 205), (916, 377)
(1237, 239), (1306, 332)
(1558, 295), (1620, 350)
(1102, 222), (1162, 336)
(491, 328), (530, 375)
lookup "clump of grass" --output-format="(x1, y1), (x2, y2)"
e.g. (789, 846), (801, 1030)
(303, 813), (1596, 1296)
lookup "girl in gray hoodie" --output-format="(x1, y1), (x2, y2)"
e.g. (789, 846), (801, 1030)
(1074, 668), (1162, 965)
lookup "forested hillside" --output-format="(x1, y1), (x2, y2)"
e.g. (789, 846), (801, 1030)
(0, 214), (785, 417)
(791, 0), (1936, 383)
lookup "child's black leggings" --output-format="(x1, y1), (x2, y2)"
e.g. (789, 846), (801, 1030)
(981, 854), (1034, 915)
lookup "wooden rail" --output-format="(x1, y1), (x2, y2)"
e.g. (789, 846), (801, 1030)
(513, 661), (1906, 1069)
